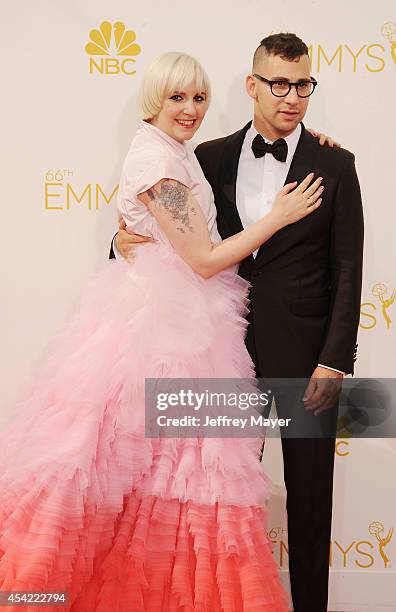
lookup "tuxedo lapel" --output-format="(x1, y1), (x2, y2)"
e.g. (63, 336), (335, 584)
(217, 121), (252, 237)
(255, 123), (316, 261)
(216, 122), (317, 270)
(283, 123), (316, 189)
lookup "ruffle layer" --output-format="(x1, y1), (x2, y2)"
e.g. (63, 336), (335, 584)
(1, 493), (288, 611)
(77, 495), (288, 611)
(0, 246), (287, 609)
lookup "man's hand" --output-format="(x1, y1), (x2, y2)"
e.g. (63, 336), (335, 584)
(307, 128), (341, 148)
(115, 218), (155, 260)
(303, 366), (343, 416)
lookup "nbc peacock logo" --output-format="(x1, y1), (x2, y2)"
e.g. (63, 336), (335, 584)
(85, 21), (141, 76)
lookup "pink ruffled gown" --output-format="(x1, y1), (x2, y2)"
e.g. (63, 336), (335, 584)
(0, 122), (288, 611)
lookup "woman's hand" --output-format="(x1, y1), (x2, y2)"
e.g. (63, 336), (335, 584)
(271, 173), (324, 229)
(307, 128), (341, 148)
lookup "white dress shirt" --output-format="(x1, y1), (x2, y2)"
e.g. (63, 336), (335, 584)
(236, 122), (301, 248)
(235, 122), (344, 376)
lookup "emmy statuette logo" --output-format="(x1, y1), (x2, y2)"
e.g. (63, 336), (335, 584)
(369, 521), (394, 568)
(371, 283), (395, 329)
(381, 22), (396, 65)
(85, 21), (141, 75)
(360, 282), (395, 330)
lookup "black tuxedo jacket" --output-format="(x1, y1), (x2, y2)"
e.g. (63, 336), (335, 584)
(194, 122), (364, 377)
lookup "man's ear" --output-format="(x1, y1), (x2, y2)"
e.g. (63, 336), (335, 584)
(245, 74), (257, 101)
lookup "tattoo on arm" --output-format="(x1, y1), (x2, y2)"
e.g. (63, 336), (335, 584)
(147, 180), (194, 233)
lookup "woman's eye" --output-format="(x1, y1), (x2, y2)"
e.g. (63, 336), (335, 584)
(170, 95), (183, 101)
(194, 96), (205, 102)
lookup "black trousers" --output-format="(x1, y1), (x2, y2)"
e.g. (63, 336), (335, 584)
(259, 383), (338, 612)
(280, 435), (336, 612)
(249, 322), (338, 612)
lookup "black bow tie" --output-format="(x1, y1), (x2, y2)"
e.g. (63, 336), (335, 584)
(251, 134), (288, 162)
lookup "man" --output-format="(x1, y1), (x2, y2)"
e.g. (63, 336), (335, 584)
(111, 33), (364, 612)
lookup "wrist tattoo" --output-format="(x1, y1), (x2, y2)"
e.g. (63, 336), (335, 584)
(147, 180), (193, 232)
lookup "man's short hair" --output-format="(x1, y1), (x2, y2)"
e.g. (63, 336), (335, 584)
(253, 33), (309, 69)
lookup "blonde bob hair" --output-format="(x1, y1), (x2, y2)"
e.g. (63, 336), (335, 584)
(139, 52), (211, 120)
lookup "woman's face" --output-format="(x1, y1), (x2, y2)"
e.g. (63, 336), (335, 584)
(151, 82), (208, 142)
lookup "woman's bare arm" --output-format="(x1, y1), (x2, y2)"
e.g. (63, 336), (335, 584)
(138, 173), (323, 278)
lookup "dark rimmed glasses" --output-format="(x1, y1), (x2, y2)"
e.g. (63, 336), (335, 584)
(253, 74), (318, 98)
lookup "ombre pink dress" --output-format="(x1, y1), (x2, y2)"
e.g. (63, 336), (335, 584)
(0, 122), (288, 611)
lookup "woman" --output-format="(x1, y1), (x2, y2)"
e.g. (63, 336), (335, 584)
(0, 53), (324, 610)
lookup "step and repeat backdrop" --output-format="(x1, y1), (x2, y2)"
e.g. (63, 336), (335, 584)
(2, 1), (395, 610)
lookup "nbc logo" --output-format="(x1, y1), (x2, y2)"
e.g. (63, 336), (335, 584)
(85, 21), (141, 75)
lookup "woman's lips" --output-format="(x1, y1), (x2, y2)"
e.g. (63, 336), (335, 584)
(176, 119), (196, 128)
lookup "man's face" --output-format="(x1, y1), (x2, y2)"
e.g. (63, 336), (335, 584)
(246, 52), (312, 139)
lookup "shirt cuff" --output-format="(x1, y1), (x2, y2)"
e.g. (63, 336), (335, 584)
(317, 364), (345, 376)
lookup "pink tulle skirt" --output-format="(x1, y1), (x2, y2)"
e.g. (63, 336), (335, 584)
(0, 245), (288, 611)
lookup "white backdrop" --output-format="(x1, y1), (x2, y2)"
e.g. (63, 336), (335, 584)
(2, 1), (396, 610)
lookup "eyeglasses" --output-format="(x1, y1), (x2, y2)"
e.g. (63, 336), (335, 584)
(252, 74), (318, 98)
